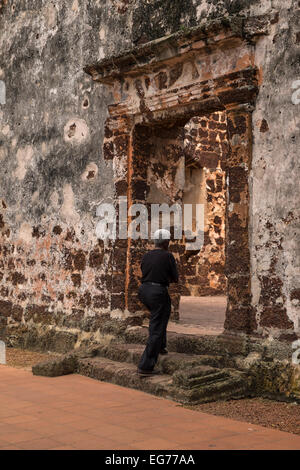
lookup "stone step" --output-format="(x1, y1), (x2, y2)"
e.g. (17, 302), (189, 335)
(95, 342), (227, 373)
(77, 356), (249, 405)
(123, 326), (246, 361)
(77, 357), (173, 398)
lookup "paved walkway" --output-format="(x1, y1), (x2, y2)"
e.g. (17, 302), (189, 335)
(179, 296), (226, 332)
(0, 365), (300, 450)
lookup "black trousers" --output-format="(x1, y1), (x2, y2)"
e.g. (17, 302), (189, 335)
(138, 282), (171, 371)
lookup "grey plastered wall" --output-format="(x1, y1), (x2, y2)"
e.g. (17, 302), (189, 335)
(249, 0), (300, 337)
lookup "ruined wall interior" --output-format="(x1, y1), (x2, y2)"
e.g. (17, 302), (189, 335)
(182, 113), (227, 297)
(126, 124), (185, 319)
(0, 1), (299, 350)
(140, 113), (228, 300)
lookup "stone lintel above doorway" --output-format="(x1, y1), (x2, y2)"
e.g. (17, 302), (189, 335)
(84, 15), (272, 86)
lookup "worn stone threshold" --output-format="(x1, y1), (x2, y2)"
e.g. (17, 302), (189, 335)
(169, 320), (224, 336)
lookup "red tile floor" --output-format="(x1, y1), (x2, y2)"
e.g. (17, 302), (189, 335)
(0, 365), (300, 450)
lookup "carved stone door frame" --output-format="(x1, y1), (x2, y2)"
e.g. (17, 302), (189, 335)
(85, 17), (266, 333)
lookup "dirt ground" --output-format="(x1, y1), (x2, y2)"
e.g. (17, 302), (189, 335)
(3, 347), (300, 436)
(4, 347), (60, 370)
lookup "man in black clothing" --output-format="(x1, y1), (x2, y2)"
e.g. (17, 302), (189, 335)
(137, 229), (179, 376)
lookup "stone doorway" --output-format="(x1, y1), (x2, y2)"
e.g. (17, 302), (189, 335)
(128, 111), (228, 330)
(179, 112), (227, 330)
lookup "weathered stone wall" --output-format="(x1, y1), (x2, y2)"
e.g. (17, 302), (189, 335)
(0, 0), (134, 337)
(0, 1), (299, 346)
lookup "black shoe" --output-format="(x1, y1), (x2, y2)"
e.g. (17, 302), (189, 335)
(160, 348), (168, 355)
(137, 368), (160, 376)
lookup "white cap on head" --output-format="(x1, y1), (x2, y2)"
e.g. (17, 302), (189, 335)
(153, 228), (171, 240)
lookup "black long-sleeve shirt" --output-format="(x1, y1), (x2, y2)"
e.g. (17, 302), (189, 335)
(141, 249), (179, 287)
